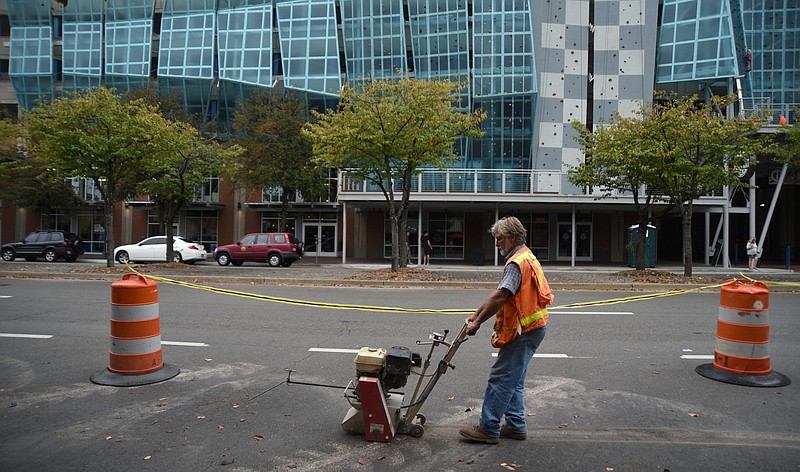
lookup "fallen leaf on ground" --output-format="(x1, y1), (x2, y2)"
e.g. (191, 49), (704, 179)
(196, 415), (206, 420)
(688, 413), (699, 417)
(219, 459), (234, 465)
(144, 456), (151, 460)
(254, 435), (265, 441)
(358, 458), (365, 465)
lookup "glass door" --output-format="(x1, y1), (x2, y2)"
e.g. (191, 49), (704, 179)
(303, 223), (337, 257)
(557, 223), (592, 261)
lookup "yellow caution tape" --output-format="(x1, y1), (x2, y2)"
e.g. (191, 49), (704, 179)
(123, 263), (796, 315)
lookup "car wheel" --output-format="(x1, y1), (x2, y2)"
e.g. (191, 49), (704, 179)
(1, 248), (15, 262)
(173, 252), (183, 264)
(116, 251), (130, 264)
(231, 260), (243, 266)
(216, 252), (231, 266)
(281, 261), (293, 267)
(268, 253), (282, 267)
(44, 249), (58, 262)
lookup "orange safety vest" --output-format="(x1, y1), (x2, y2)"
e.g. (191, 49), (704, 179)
(491, 247), (554, 348)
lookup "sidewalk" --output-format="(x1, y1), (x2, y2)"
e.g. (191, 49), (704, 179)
(0, 259), (797, 291)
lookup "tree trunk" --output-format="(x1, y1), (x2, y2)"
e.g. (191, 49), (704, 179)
(104, 200), (115, 267)
(389, 201), (399, 272)
(165, 210), (175, 263)
(682, 206), (693, 276)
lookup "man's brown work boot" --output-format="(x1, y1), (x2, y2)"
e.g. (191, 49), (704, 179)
(500, 426), (527, 440)
(459, 425), (500, 444)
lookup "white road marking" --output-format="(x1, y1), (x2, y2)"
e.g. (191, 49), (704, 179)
(681, 354), (714, 360)
(161, 341), (209, 347)
(0, 333), (53, 339)
(549, 310), (635, 315)
(308, 348), (360, 354)
(0, 295), (12, 299)
(492, 352), (593, 359)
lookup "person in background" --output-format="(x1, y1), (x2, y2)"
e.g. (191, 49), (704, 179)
(746, 236), (759, 271)
(421, 231), (433, 265)
(459, 216), (553, 444)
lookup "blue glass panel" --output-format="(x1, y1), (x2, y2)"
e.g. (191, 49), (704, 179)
(742, 4), (800, 111)
(158, 77), (212, 119)
(62, 0), (103, 82)
(158, 10), (215, 78)
(656, 0), (738, 82)
(276, 0), (342, 96)
(105, 0), (155, 77)
(472, 0), (537, 98)
(340, 0), (407, 85)
(6, 0), (51, 27)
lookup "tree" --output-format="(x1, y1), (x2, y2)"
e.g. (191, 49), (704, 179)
(780, 115), (800, 167)
(139, 121), (243, 263)
(570, 111), (675, 270)
(608, 94), (769, 276)
(228, 91), (327, 232)
(0, 118), (84, 217)
(23, 87), (174, 267)
(304, 76), (484, 271)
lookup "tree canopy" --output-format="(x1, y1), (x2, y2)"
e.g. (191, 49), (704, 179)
(304, 76), (484, 270)
(23, 86), (175, 267)
(572, 93), (770, 275)
(140, 120), (243, 262)
(228, 91), (326, 231)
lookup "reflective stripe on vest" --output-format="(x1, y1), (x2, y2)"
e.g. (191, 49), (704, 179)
(502, 247), (550, 333)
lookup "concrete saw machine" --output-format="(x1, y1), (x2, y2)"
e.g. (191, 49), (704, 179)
(289, 322), (469, 442)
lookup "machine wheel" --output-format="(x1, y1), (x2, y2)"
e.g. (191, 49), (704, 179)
(409, 424), (425, 438)
(172, 252), (183, 264)
(415, 414), (426, 426)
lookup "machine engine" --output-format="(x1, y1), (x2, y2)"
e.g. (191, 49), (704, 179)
(354, 346), (421, 396)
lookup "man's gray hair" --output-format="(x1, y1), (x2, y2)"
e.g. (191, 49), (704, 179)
(491, 216), (527, 244)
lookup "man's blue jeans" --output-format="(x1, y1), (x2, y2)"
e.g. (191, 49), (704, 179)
(478, 326), (546, 436)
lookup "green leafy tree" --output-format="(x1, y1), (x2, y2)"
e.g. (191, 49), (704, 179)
(227, 91), (327, 233)
(0, 118), (83, 218)
(780, 115), (800, 167)
(23, 87), (174, 267)
(304, 76), (484, 271)
(600, 94), (769, 276)
(570, 110), (675, 270)
(139, 121), (244, 263)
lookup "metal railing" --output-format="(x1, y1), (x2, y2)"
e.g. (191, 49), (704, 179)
(340, 169), (566, 196)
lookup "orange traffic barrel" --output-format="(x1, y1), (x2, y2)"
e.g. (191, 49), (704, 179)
(91, 274), (179, 386)
(696, 279), (789, 387)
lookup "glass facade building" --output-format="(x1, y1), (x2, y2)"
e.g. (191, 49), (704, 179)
(1, 0), (797, 266)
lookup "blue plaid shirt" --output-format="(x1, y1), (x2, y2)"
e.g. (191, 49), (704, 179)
(497, 245), (526, 295)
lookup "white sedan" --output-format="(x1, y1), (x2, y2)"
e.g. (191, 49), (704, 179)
(114, 236), (207, 264)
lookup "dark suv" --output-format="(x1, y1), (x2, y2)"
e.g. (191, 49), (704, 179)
(1, 230), (85, 262)
(214, 232), (303, 267)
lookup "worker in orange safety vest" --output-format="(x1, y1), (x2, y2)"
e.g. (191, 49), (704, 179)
(459, 216), (554, 444)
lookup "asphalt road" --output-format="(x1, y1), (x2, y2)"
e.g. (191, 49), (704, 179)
(1, 279), (799, 471)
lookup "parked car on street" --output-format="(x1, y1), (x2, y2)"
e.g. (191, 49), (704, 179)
(215, 232), (303, 267)
(114, 236), (207, 264)
(1, 230), (85, 262)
